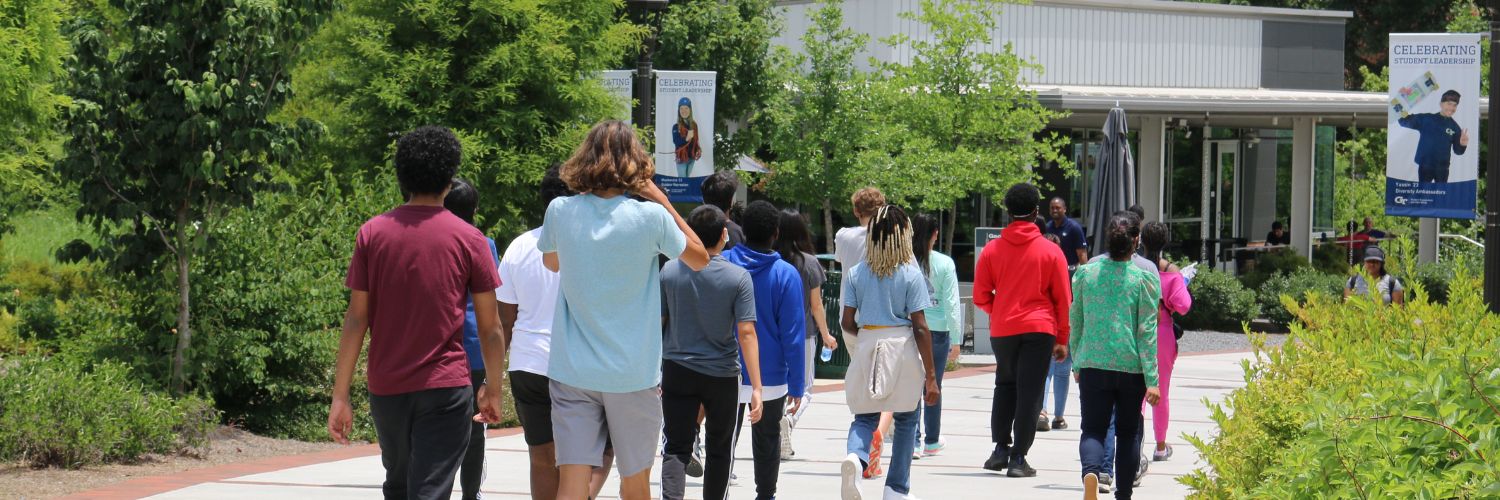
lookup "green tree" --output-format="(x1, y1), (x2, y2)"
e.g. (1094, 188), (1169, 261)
(285, 0), (644, 237)
(870, 0), (1069, 251)
(0, 0), (69, 235)
(59, 0), (334, 393)
(762, 0), (875, 245)
(655, 0), (784, 160)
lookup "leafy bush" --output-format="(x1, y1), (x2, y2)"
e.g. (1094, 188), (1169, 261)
(1258, 268), (1345, 328)
(0, 356), (218, 468)
(1238, 248), (1307, 291)
(187, 175), (399, 440)
(1179, 268), (1260, 332)
(1182, 267), (1500, 498)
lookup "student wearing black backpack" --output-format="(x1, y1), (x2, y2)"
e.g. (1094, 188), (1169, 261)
(1345, 247), (1405, 305)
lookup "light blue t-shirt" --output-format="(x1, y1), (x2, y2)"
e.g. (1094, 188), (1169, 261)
(841, 262), (932, 328)
(538, 194), (687, 393)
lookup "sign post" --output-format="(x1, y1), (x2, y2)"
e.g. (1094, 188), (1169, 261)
(1489, 2), (1500, 313)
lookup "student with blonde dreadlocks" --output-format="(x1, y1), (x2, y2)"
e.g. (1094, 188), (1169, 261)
(837, 205), (941, 500)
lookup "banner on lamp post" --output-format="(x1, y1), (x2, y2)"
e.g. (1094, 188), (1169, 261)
(1385, 33), (1482, 220)
(653, 71), (716, 203)
(600, 70), (634, 124)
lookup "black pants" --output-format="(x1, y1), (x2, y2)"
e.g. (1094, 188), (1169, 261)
(734, 395), (787, 500)
(370, 385), (473, 500)
(1418, 160), (1450, 184)
(661, 361), (740, 500)
(460, 371), (486, 500)
(990, 334), (1054, 462)
(1079, 368), (1147, 500)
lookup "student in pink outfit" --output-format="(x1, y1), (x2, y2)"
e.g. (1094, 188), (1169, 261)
(1139, 222), (1191, 462)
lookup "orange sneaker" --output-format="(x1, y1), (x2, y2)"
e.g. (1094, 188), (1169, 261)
(863, 431), (884, 478)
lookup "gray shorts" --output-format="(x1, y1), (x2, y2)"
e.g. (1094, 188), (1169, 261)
(549, 380), (663, 477)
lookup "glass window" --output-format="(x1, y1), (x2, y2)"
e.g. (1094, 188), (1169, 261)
(1312, 125), (1336, 233)
(1166, 127), (1202, 220)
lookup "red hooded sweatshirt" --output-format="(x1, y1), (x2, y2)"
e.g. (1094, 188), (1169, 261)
(973, 220), (1071, 345)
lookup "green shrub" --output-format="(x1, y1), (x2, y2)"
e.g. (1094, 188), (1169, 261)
(1311, 241), (1353, 275)
(0, 356), (218, 468)
(1179, 268), (1260, 332)
(1258, 268), (1345, 328)
(1238, 248), (1307, 291)
(187, 175), (400, 441)
(1182, 266), (1500, 498)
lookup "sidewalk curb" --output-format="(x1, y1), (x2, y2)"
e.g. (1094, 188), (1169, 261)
(60, 427), (524, 499)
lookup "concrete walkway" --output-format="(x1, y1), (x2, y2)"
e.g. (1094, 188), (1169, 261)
(78, 351), (1253, 499)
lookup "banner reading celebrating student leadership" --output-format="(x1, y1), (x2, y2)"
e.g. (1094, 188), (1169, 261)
(653, 71), (716, 203)
(1386, 33), (1481, 219)
(600, 70), (634, 124)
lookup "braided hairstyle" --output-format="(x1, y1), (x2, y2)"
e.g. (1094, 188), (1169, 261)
(866, 205), (914, 278)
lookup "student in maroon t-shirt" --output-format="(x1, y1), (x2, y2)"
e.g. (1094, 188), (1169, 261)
(327, 126), (506, 500)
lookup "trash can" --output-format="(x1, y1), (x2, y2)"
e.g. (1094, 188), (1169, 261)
(814, 257), (850, 379)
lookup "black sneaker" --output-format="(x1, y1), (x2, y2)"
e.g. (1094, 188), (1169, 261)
(1052, 417), (1068, 430)
(982, 449), (1009, 471)
(1006, 457), (1037, 478)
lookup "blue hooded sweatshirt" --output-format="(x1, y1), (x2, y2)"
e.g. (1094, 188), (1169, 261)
(461, 237), (501, 371)
(724, 244), (807, 398)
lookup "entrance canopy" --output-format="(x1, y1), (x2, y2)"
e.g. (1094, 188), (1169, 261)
(1033, 84), (1490, 129)
(1031, 84), (1490, 263)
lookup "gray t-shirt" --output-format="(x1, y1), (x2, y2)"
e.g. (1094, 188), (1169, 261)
(661, 255), (757, 377)
(1088, 252), (1157, 275)
(788, 252), (827, 339)
(1348, 273), (1403, 305)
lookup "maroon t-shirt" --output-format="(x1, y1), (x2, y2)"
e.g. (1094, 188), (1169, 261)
(345, 205), (502, 396)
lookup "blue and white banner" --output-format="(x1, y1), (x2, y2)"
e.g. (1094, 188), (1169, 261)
(653, 71), (716, 203)
(600, 70), (634, 124)
(1386, 33), (1481, 219)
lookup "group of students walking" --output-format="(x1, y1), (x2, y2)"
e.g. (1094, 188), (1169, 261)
(326, 120), (1188, 500)
(972, 185), (1193, 500)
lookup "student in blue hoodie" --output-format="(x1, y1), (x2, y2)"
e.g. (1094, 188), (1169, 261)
(443, 178), (501, 500)
(725, 200), (807, 500)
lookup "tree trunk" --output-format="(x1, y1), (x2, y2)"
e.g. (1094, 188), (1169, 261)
(171, 206), (193, 395)
(822, 198), (835, 255)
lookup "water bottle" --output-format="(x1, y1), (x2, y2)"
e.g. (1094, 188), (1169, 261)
(820, 346), (834, 362)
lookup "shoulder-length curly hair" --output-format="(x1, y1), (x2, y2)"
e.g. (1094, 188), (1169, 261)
(561, 120), (655, 194)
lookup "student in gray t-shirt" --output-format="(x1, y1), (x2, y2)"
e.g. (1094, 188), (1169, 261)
(659, 205), (763, 500)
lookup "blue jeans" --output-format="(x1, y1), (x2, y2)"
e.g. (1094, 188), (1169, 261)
(915, 331), (950, 447)
(848, 409), (918, 494)
(1044, 355), (1072, 417)
(1102, 411), (1145, 475)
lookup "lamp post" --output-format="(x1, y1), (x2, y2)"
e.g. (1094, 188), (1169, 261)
(1488, 0), (1500, 313)
(627, 0), (670, 128)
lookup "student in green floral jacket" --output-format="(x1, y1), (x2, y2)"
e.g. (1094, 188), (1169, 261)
(1069, 214), (1162, 500)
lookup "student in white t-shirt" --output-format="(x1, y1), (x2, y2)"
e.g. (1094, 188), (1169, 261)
(498, 166), (613, 500)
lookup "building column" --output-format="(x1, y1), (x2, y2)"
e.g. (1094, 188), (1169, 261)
(1137, 116), (1166, 222)
(1419, 218), (1439, 263)
(1291, 117), (1315, 261)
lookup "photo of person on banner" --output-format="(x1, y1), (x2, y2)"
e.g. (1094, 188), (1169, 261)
(673, 97), (703, 178)
(1397, 89), (1469, 183)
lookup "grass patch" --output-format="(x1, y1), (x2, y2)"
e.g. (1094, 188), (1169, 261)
(0, 206), (96, 264)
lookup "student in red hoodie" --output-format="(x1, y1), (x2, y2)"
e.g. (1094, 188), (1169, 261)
(972, 183), (1071, 478)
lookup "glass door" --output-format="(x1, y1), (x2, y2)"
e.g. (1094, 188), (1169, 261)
(1210, 140), (1240, 241)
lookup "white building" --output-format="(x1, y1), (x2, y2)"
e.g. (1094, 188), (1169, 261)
(773, 0), (1485, 270)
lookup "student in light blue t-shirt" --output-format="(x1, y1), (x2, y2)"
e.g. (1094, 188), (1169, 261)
(538, 120), (709, 500)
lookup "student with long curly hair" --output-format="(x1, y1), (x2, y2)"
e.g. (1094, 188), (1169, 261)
(837, 205), (941, 500)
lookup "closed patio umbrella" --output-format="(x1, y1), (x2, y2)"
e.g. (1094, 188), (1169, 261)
(1085, 107), (1137, 255)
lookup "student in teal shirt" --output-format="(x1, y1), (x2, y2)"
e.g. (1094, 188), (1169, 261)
(909, 213), (961, 457)
(1069, 214), (1162, 499)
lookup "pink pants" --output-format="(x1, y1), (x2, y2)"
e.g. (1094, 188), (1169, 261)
(1144, 323), (1177, 443)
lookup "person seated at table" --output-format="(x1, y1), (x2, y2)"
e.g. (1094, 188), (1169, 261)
(1264, 221), (1290, 246)
(1358, 217), (1387, 241)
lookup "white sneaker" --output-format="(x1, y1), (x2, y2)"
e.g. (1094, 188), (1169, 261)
(882, 486), (920, 500)
(780, 417), (796, 460)
(841, 453), (863, 500)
